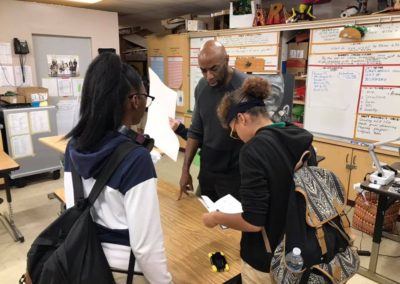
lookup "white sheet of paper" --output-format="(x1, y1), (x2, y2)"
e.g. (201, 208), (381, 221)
(199, 194), (243, 214)
(72, 78), (84, 97)
(0, 42), (12, 65)
(7, 112), (30, 136)
(57, 78), (73, 97)
(10, 134), (34, 159)
(29, 110), (50, 134)
(214, 194), (243, 214)
(0, 65), (15, 86)
(56, 99), (79, 135)
(145, 68), (179, 161)
(14, 65), (33, 87)
(198, 195), (216, 212)
(42, 78), (59, 97)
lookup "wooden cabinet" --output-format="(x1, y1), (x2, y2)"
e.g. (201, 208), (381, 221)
(313, 138), (399, 202)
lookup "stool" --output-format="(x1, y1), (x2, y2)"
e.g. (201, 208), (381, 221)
(48, 188), (66, 214)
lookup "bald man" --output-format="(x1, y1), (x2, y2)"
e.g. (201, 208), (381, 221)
(179, 40), (246, 201)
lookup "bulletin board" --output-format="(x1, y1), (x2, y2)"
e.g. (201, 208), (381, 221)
(304, 22), (400, 144)
(189, 31), (280, 111)
(147, 34), (190, 114)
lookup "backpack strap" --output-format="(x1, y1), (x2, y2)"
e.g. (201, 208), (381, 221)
(296, 187), (328, 256)
(87, 141), (139, 206)
(127, 251), (135, 284)
(294, 150), (311, 171)
(261, 228), (272, 253)
(72, 162), (84, 204)
(332, 199), (352, 238)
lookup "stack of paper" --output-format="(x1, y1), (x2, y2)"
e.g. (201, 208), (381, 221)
(199, 194), (242, 214)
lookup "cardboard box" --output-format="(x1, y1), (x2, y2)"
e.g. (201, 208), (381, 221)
(286, 58), (307, 75)
(17, 87), (48, 103)
(288, 42), (309, 60)
(0, 95), (25, 104)
(186, 19), (207, 31)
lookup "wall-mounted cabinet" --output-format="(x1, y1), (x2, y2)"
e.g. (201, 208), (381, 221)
(147, 34), (190, 114)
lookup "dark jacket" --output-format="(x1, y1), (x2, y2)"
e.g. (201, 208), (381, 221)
(239, 122), (313, 272)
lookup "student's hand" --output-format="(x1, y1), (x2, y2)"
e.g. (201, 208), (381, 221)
(202, 212), (218, 228)
(169, 117), (180, 131)
(178, 171), (193, 200)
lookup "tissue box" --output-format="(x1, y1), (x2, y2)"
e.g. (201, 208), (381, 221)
(288, 42), (309, 60)
(17, 87), (48, 103)
(186, 19), (207, 31)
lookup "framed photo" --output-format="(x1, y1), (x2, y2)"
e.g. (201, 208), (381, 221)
(47, 55), (79, 77)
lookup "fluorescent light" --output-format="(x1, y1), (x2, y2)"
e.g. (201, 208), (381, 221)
(67, 0), (102, 3)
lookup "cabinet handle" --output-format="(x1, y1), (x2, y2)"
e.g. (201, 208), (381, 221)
(352, 155), (357, 169)
(345, 153), (349, 164)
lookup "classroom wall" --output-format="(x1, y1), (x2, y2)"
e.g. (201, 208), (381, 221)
(0, 0), (119, 93)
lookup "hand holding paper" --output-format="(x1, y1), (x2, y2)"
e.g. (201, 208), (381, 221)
(199, 194), (243, 214)
(199, 194), (242, 229)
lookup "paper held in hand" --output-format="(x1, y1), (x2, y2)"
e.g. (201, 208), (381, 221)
(199, 194), (243, 214)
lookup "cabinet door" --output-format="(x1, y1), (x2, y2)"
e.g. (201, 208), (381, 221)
(348, 149), (400, 201)
(313, 141), (353, 199)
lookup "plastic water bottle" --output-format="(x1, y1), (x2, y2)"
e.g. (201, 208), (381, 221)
(286, 247), (304, 272)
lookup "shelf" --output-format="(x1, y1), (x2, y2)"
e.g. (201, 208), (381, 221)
(295, 76), (307, 81)
(293, 100), (305, 105)
(189, 14), (400, 37)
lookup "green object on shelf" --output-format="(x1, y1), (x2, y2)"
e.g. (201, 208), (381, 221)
(292, 105), (304, 123)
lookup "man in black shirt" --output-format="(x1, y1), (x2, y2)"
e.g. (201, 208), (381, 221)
(179, 40), (246, 201)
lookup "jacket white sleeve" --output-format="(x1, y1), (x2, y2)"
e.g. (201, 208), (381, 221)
(124, 178), (172, 283)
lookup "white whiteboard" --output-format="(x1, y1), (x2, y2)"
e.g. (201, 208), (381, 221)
(311, 23), (400, 43)
(355, 115), (400, 142)
(311, 40), (400, 54)
(305, 66), (361, 138)
(305, 22), (400, 143)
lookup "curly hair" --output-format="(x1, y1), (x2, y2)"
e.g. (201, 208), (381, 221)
(217, 77), (271, 128)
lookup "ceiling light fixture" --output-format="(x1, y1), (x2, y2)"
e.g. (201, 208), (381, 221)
(67, 0), (103, 4)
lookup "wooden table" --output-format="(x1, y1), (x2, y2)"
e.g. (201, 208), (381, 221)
(38, 135), (164, 156)
(158, 180), (241, 283)
(0, 151), (23, 242)
(38, 135), (68, 154)
(39, 135), (242, 283)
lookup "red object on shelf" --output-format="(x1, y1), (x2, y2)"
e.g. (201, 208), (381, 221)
(294, 85), (306, 100)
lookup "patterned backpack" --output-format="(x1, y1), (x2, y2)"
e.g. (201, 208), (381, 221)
(267, 156), (360, 283)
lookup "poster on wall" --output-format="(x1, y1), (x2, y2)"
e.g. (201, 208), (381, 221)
(47, 55), (79, 77)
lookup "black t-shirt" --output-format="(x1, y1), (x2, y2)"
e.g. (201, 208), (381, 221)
(239, 123), (313, 272)
(188, 70), (246, 177)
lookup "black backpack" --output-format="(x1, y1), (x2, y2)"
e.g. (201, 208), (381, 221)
(21, 142), (139, 284)
(267, 154), (360, 283)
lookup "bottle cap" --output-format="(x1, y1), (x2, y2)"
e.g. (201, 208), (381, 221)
(293, 247), (301, 256)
